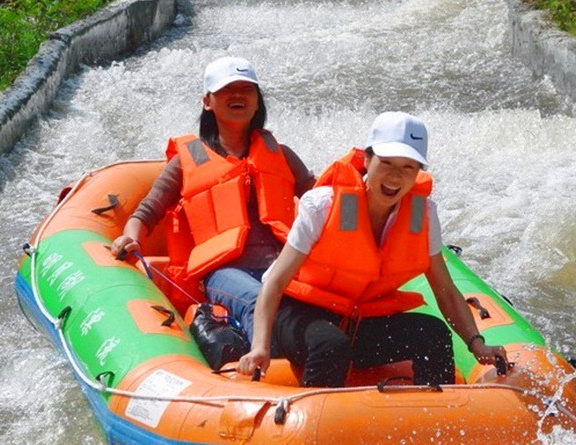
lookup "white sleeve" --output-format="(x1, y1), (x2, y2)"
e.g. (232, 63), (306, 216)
(428, 200), (443, 256)
(287, 186), (334, 254)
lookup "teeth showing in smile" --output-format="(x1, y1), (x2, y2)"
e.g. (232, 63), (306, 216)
(381, 184), (399, 197)
(229, 102), (245, 109)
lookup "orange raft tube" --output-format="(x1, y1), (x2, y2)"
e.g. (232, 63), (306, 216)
(15, 160), (576, 445)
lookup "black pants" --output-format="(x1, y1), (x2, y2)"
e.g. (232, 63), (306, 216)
(273, 298), (455, 387)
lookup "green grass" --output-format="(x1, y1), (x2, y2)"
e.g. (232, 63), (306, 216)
(1, 1), (576, 92)
(0, 0), (114, 90)
(527, 0), (576, 35)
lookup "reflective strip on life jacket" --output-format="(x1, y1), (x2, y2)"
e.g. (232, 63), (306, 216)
(187, 138), (210, 165)
(410, 195), (426, 234)
(340, 194), (359, 231)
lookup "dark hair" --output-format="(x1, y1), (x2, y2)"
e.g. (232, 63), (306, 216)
(364, 146), (375, 163)
(199, 88), (267, 149)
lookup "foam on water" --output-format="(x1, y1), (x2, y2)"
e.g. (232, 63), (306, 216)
(0, 0), (575, 443)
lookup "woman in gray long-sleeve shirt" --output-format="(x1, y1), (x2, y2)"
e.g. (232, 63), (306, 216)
(111, 57), (314, 355)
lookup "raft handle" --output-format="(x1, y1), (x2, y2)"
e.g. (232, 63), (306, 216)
(22, 243), (37, 257)
(210, 368), (263, 381)
(212, 368), (238, 375)
(446, 244), (462, 257)
(56, 306), (72, 330)
(377, 376), (412, 391)
(543, 397), (559, 417)
(251, 368), (262, 382)
(466, 297), (490, 319)
(495, 355), (508, 376)
(151, 305), (176, 327)
(377, 377), (442, 392)
(96, 371), (115, 388)
(91, 194), (120, 216)
(274, 399), (289, 424)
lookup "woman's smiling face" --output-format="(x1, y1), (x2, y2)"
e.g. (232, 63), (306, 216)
(364, 154), (421, 208)
(202, 80), (259, 124)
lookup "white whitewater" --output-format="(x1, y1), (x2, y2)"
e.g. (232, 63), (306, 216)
(0, 0), (575, 443)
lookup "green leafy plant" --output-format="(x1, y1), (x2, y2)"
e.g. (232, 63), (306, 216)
(527, 0), (576, 35)
(0, 0), (113, 90)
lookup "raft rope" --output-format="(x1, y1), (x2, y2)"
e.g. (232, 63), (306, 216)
(537, 372), (576, 429)
(130, 250), (201, 305)
(29, 244), (576, 427)
(95, 377), (576, 426)
(22, 161), (576, 428)
(130, 251), (245, 329)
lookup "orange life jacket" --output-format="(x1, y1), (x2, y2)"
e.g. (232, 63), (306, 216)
(166, 130), (296, 281)
(284, 148), (432, 319)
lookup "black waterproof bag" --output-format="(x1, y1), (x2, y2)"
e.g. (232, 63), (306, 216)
(190, 303), (250, 370)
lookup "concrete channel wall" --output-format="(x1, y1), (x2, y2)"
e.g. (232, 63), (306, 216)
(505, 0), (576, 105)
(0, 0), (575, 156)
(0, 0), (177, 155)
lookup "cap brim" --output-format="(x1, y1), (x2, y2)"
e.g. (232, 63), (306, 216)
(206, 76), (259, 94)
(371, 142), (429, 169)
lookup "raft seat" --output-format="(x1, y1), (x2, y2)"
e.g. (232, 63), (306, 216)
(222, 359), (466, 387)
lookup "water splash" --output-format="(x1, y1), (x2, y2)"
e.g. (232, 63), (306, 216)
(1, 0), (576, 443)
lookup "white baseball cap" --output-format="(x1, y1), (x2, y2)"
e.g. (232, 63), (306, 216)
(203, 57), (259, 94)
(366, 111), (429, 170)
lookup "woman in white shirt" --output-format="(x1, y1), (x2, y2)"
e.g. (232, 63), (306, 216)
(238, 111), (508, 387)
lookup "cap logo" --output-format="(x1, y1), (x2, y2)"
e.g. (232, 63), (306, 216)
(410, 133), (423, 140)
(236, 68), (248, 72)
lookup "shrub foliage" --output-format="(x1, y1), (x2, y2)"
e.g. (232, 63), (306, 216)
(529, 0), (576, 34)
(0, 0), (113, 90)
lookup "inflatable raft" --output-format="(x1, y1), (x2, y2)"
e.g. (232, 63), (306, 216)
(15, 160), (576, 445)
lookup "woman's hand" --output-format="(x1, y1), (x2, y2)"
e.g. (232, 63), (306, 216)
(110, 235), (140, 259)
(237, 244), (308, 379)
(237, 347), (271, 378)
(469, 339), (511, 375)
(426, 254), (512, 376)
(110, 218), (146, 259)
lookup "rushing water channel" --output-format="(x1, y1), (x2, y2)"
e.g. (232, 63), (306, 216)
(1, 0), (576, 443)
